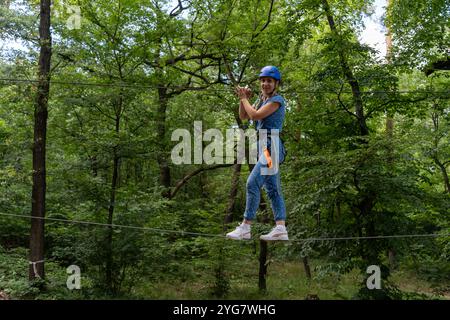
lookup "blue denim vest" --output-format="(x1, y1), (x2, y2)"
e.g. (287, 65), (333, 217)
(255, 94), (286, 163)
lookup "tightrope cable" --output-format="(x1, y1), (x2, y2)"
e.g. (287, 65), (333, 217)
(1, 77), (449, 95)
(0, 212), (448, 243)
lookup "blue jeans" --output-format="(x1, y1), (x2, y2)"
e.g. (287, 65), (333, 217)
(243, 140), (286, 222)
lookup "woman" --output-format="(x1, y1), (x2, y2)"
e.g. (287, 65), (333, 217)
(226, 65), (288, 241)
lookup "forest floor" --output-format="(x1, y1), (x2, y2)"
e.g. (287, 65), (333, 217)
(133, 259), (450, 300)
(1, 246), (448, 300)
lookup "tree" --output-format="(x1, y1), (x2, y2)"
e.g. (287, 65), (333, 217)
(29, 0), (52, 281)
(386, 0), (450, 75)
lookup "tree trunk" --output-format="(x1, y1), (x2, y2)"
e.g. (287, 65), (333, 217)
(257, 183), (270, 292)
(303, 256), (312, 280)
(322, 0), (368, 136)
(90, 154), (98, 177)
(388, 248), (396, 270)
(435, 159), (450, 194)
(431, 109), (450, 193)
(105, 93), (123, 293)
(156, 87), (171, 197)
(336, 199), (341, 220)
(385, 0), (396, 268)
(223, 163), (242, 228)
(29, 0), (52, 281)
(322, 0), (381, 268)
(385, 0), (395, 153)
(105, 147), (119, 292)
(223, 113), (246, 227)
(258, 240), (268, 292)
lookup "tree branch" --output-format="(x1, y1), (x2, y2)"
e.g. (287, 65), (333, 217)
(170, 163), (234, 198)
(337, 83), (358, 118)
(364, 95), (430, 119)
(170, 0), (191, 17)
(167, 79), (225, 97)
(170, 64), (210, 83)
(253, 0), (275, 39)
(145, 53), (220, 68)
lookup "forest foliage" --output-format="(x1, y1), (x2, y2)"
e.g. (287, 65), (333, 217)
(0, 0), (449, 299)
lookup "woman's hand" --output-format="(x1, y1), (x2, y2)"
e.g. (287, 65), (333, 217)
(244, 86), (252, 99)
(235, 86), (252, 100)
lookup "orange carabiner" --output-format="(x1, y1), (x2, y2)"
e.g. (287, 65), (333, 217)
(263, 147), (273, 168)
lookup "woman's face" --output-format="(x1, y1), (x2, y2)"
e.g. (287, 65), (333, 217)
(260, 77), (277, 96)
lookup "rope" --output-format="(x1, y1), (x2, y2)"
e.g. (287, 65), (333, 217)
(289, 233), (450, 242)
(0, 212), (448, 242)
(0, 212), (223, 238)
(29, 259), (45, 278)
(1, 77), (449, 94)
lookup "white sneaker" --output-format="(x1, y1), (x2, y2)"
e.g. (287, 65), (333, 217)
(260, 225), (289, 241)
(226, 223), (251, 240)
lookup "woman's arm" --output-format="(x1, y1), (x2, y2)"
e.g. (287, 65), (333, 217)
(237, 86), (252, 120)
(241, 99), (279, 120)
(239, 100), (250, 120)
(236, 87), (279, 120)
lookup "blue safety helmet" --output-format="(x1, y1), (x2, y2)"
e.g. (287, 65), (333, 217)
(259, 65), (281, 81)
